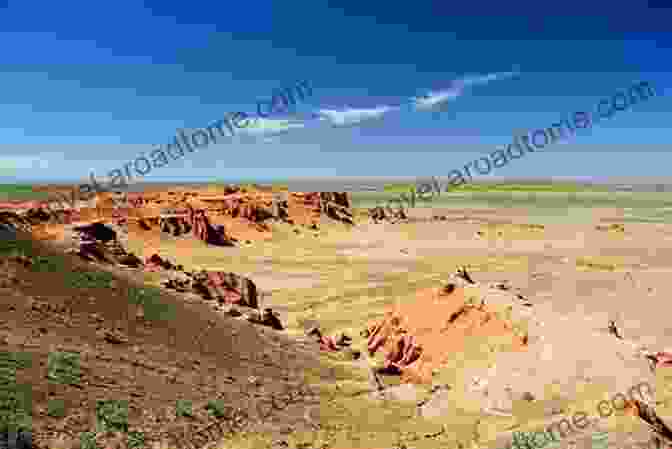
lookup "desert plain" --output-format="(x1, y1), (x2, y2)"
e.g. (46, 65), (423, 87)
(2, 182), (672, 449)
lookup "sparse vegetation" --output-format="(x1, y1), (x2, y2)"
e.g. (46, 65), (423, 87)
(175, 399), (193, 418)
(127, 286), (177, 322)
(95, 399), (129, 433)
(69, 270), (115, 289)
(205, 399), (227, 419)
(0, 383), (32, 433)
(30, 254), (68, 273)
(0, 237), (34, 257)
(47, 398), (66, 417)
(383, 182), (611, 193)
(80, 431), (98, 449)
(127, 431), (145, 449)
(0, 352), (32, 433)
(47, 351), (81, 385)
(0, 184), (50, 200)
(5, 182), (672, 449)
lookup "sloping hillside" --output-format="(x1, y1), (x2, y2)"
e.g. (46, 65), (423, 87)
(0, 232), (330, 449)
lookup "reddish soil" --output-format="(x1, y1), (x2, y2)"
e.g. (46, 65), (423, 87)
(366, 284), (529, 384)
(1, 232), (327, 448)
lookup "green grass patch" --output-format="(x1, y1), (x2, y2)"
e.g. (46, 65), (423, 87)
(0, 184), (50, 200)
(383, 183), (415, 193)
(127, 431), (145, 449)
(95, 399), (129, 433)
(80, 431), (99, 449)
(448, 182), (611, 193)
(204, 399), (228, 419)
(69, 270), (115, 289)
(47, 351), (81, 386)
(27, 254), (116, 289)
(380, 182), (612, 194)
(0, 353), (17, 388)
(128, 286), (177, 322)
(0, 382), (32, 433)
(0, 238), (35, 257)
(175, 399), (193, 418)
(47, 399), (66, 418)
(30, 254), (68, 273)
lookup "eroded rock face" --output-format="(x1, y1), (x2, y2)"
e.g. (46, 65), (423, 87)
(0, 187), (355, 250)
(368, 205), (406, 223)
(188, 206), (235, 246)
(190, 270), (258, 308)
(365, 284), (528, 384)
(71, 222), (140, 266)
(159, 216), (192, 236)
(145, 253), (180, 272)
(0, 211), (32, 234)
(319, 192), (353, 224)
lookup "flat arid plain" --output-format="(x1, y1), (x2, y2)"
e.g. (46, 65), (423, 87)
(2, 181), (672, 449)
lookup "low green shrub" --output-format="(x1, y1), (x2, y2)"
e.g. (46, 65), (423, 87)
(47, 351), (81, 386)
(95, 399), (128, 433)
(128, 286), (176, 322)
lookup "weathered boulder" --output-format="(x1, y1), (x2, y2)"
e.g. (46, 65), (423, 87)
(73, 222), (117, 242)
(368, 206), (387, 222)
(190, 270), (258, 308)
(319, 192), (353, 224)
(0, 211), (32, 234)
(368, 204), (406, 223)
(144, 253), (179, 271)
(71, 222), (134, 266)
(24, 207), (52, 224)
(159, 216), (192, 236)
(365, 283), (528, 384)
(188, 206), (235, 246)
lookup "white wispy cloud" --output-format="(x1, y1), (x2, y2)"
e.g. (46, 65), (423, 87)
(310, 105), (400, 127)
(411, 88), (463, 111)
(208, 69), (521, 143)
(234, 117), (307, 144)
(411, 70), (520, 112)
(241, 117), (306, 135)
(183, 117), (307, 144)
(458, 70), (520, 88)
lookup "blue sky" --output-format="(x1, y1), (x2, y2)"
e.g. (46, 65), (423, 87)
(0, 0), (670, 183)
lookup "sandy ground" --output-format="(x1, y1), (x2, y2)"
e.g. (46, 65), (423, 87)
(26, 202), (672, 449)
(217, 206), (672, 449)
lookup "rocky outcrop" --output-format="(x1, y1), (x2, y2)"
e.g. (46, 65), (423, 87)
(1, 186), (356, 251)
(161, 268), (259, 309)
(368, 205), (406, 223)
(319, 192), (353, 224)
(243, 308), (284, 330)
(365, 279), (528, 384)
(122, 188), (354, 229)
(187, 205), (235, 246)
(71, 222), (141, 267)
(0, 211), (33, 234)
(159, 216), (192, 236)
(190, 270), (258, 308)
(145, 253), (183, 272)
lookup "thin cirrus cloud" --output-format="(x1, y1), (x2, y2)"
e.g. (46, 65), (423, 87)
(234, 117), (307, 144)
(410, 70), (521, 112)
(223, 70), (521, 143)
(295, 70), (521, 131)
(309, 105), (400, 128)
(182, 117), (307, 145)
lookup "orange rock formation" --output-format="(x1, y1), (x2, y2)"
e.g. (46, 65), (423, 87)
(366, 284), (529, 384)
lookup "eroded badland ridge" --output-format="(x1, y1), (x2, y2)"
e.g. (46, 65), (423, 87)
(2, 184), (672, 449)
